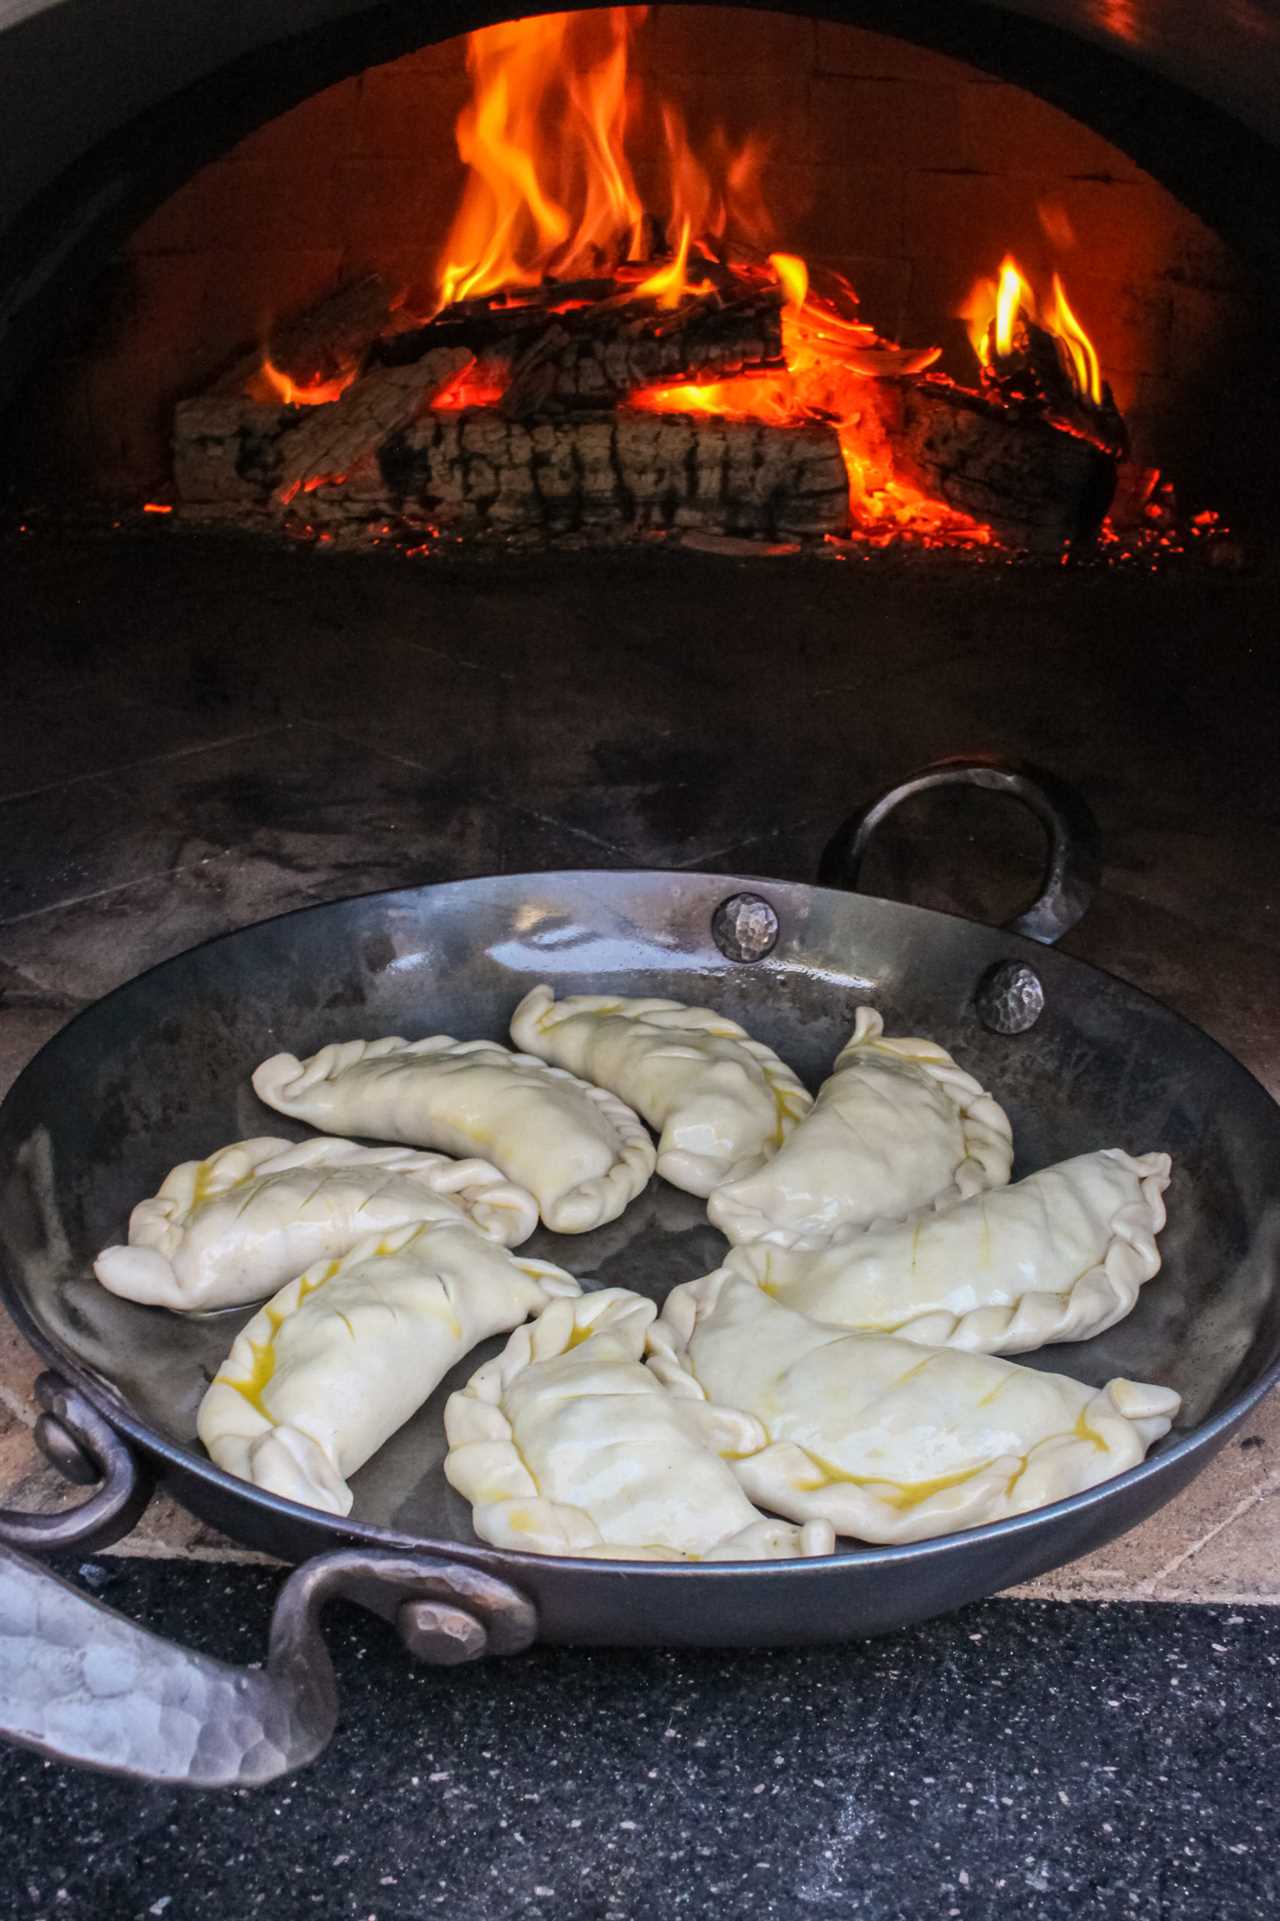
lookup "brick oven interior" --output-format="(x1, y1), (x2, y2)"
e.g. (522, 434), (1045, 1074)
(8, 6), (1276, 543)
(2, 0), (1280, 1895)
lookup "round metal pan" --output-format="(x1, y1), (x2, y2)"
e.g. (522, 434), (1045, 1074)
(1, 757), (1278, 1787)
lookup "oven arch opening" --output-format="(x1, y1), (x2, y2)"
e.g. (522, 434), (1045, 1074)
(3, 0), (1277, 547)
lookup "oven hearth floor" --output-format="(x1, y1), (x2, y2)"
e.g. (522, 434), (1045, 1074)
(2, 528), (1278, 1608)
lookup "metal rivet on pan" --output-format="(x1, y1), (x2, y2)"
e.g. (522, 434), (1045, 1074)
(712, 893), (780, 963)
(34, 1411), (100, 1487)
(976, 959), (1045, 1035)
(398, 1599), (489, 1666)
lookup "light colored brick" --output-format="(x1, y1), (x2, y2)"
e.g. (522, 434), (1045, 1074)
(331, 156), (466, 256)
(382, 35), (470, 79)
(903, 170), (1059, 274)
(657, 72), (810, 159)
(766, 163), (904, 264)
(1013, 1391), (1280, 1602)
(1051, 178), (1232, 284)
(805, 75), (963, 171)
(350, 66), (471, 160)
(956, 81), (1145, 181)
(651, 5), (816, 78)
(200, 249), (344, 362)
(815, 21), (993, 87)
(1053, 271), (1173, 378)
(1170, 280), (1253, 366)
(223, 77), (361, 174)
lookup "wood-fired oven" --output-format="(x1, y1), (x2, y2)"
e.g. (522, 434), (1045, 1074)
(3, 2), (1279, 559)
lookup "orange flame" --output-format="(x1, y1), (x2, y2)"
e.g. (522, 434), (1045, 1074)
(436, 10), (647, 310)
(260, 357), (356, 407)
(634, 219), (717, 308)
(994, 256), (1031, 359)
(632, 254), (949, 536)
(251, 13), (1114, 552)
(1048, 273), (1102, 406)
(433, 12), (771, 315)
(963, 254), (1103, 407)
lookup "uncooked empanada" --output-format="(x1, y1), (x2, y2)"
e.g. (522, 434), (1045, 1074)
(647, 1273), (1179, 1544)
(197, 1218), (578, 1516)
(707, 1007), (1013, 1247)
(93, 1135), (539, 1312)
(253, 1036), (655, 1233)
(509, 985), (812, 1197)
(725, 1149), (1171, 1353)
(443, 1288), (833, 1561)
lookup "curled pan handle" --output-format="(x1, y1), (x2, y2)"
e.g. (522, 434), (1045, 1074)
(0, 1380), (536, 1786)
(818, 753), (1102, 946)
(0, 1375), (152, 1553)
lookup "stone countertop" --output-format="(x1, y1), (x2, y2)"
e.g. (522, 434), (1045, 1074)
(1, 1560), (1277, 1920)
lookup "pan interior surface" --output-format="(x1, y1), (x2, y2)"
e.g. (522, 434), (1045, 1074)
(1, 869), (1278, 1552)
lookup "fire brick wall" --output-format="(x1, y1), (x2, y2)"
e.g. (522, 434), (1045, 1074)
(14, 7), (1255, 507)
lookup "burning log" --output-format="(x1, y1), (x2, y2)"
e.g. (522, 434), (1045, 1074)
(214, 276), (395, 398)
(173, 400), (850, 541)
(371, 276), (785, 419)
(500, 289), (785, 415)
(274, 347), (474, 500)
(384, 410), (846, 536)
(173, 247), (1122, 555)
(879, 377), (1119, 554)
(167, 18), (1148, 559)
(172, 397), (286, 511)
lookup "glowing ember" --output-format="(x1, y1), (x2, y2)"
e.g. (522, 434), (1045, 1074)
(429, 361), (511, 410)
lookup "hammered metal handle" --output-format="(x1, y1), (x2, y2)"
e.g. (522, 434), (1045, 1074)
(0, 1374), (151, 1553)
(818, 753), (1102, 945)
(0, 1375), (537, 1783)
(0, 1544), (537, 1786)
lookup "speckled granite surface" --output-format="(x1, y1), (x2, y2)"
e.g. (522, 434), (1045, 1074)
(2, 531), (1277, 1609)
(2, 1561), (1277, 1919)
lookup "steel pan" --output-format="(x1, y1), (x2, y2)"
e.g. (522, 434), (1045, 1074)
(1, 756), (1277, 1786)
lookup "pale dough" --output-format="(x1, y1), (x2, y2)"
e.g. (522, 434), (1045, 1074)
(197, 1218), (579, 1516)
(444, 1288), (833, 1561)
(708, 1007), (1012, 1247)
(509, 985), (812, 1197)
(253, 1036), (656, 1233)
(647, 1272), (1179, 1544)
(93, 1135), (539, 1311)
(724, 1148), (1171, 1353)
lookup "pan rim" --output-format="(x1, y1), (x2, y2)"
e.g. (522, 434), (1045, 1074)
(3, 864), (1279, 1577)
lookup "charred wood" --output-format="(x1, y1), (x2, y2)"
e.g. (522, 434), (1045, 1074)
(273, 348), (475, 498)
(880, 376), (1119, 552)
(213, 276), (394, 396)
(977, 315), (1128, 460)
(173, 400), (849, 541)
(370, 277), (785, 415)
(377, 410), (847, 537)
(172, 397), (287, 508)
